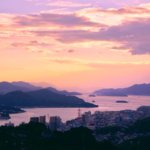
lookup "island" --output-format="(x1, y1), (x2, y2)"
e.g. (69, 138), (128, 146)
(93, 83), (150, 96)
(0, 89), (97, 108)
(0, 105), (25, 120)
(89, 94), (96, 97)
(116, 100), (128, 103)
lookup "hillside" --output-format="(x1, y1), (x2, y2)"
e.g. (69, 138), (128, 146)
(0, 89), (97, 108)
(0, 81), (82, 96)
(94, 83), (150, 96)
(0, 81), (40, 94)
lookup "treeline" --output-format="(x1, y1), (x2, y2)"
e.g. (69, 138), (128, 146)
(0, 118), (150, 150)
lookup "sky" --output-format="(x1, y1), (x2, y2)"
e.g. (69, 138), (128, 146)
(0, 0), (150, 91)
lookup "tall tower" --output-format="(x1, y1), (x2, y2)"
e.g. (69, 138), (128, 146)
(78, 108), (81, 118)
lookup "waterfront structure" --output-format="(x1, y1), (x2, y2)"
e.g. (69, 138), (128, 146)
(82, 111), (92, 126)
(10, 106), (150, 131)
(49, 116), (62, 130)
(30, 117), (39, 123)
(39, 116), (46, 124)
(5, 122), (14, 127)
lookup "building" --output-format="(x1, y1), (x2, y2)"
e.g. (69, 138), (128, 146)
(39, 116), (46, 124)
(49, 116), (62, 130)
(82, 111), (92, 126)
(30, 117), (39, 123)
(5, 122), (14, 127)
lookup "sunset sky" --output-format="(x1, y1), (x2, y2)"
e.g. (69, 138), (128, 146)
(0, 0), (150, 91)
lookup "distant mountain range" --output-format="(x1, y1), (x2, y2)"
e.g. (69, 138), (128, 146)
(0, 81), (96, 108)
(46, 87), (82, 96)
(0, 81), (81, 96)
(93, 83), (150, 96)
(0, 81), (41, 94)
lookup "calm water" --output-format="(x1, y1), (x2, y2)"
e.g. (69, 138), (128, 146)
(0, 95), (150, 126)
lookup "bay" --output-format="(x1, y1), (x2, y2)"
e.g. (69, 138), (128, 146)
(0, 95), (150, 126)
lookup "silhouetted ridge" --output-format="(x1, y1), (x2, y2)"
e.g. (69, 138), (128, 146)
(0, 81), (41, 94)
(94, 83), (150, 96)
(0, 81), (82, 96)
(0, 89), (97, 108)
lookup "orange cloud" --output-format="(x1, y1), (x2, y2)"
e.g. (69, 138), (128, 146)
(0, 3), (150, 90)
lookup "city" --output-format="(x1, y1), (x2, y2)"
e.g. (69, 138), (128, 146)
(5, 106), (150, 134)
(1, 0), (150, 149)
(1, 106), (150, 150)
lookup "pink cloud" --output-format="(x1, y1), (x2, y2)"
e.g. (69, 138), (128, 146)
(87, 6), (150, 15)
(14, 13), (100, 27)
(31, 18), (150, 55)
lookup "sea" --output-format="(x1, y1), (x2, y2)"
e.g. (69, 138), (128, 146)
(0, 95), (150, 126)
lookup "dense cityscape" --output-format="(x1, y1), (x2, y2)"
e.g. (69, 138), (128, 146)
(1, 106), (150, 150)
(3, 106), (150, 138)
